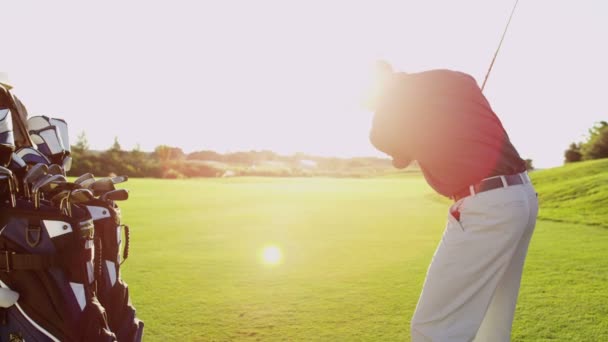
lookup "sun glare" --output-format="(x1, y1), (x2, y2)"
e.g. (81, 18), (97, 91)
(262, 245), (283, 266)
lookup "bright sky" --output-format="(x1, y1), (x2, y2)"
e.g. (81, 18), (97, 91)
(3, 1), (607, 168)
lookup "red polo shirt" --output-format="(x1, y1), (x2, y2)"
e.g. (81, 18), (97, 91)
(370, 69), (526, 197)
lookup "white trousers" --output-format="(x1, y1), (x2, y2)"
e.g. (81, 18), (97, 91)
(411, 182), (538, 342)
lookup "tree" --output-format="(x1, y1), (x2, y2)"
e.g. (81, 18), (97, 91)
(72, 131), (89, 152)
(110, 136), (122, 151)
(187, 150), (223, 161)
(581, 121), (608, 160)
(564, 142), (583, 163)
(524, 159), (534, 171)
(154, 145), (185, 162)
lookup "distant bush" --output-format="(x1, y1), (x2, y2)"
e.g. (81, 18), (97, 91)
(564, 143), (583, 163)
(163, 169), (185, 179)
(565, 121), (608, 164)
(164, 160), (222, 178)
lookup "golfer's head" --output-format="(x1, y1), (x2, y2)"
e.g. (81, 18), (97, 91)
(364, 61), (403, 112)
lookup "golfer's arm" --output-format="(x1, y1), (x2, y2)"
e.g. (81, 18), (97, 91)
(369, 118), (414, 169)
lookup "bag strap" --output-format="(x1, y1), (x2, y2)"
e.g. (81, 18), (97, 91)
(0, 249), (92, 272)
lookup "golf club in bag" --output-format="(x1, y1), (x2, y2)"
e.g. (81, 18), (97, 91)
(2, 76), (144, 340)
(40, 172), (144, 341)
(15, 147), (51, 167)
(85, 196), (144, 342)
(0, 199), (116, 341)
(27, 116), (70, 170)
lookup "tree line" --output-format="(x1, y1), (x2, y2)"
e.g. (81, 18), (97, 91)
(67, 133), (397, 178)
(68, 131), (546, 179)
(564, 121), (608, 163)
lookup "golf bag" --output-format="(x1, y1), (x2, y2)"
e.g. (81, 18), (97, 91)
(0, 77), (144, 341)
(86, 199), (144, 341)
(2, 84), (34, 176)
(0, 200), (116, 341)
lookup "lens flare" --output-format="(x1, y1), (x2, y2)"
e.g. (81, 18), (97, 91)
(261, 245), (282, 265)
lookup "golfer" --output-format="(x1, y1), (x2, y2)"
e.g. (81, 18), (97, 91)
(367, 63), (538, 341)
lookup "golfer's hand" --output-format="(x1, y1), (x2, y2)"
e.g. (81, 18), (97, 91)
(391, 157), (411, 169)
(369, 112), (412, 169)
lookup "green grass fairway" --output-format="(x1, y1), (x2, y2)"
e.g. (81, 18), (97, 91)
(118, 176), (607, 341)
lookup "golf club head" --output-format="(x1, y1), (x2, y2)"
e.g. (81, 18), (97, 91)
(49, 118), (70, 153)
(0, 174), (15, 207)
(16, 147), (51, 166)
(50, 117), (72, 171)
(111, 175), (129, 185)
(101, 189), (129, 202)
(9, 153), (26, 170)
(70, 188), (95, 204)
(0, 109), (14, 143)
(0, 109), (15, 167)
(48, 164), (65, 176)
(74, 173), (95, 185)
(44, 181), (80, 199)
(50, 189), (71, 207)
(0, 166), (16, 184)
(37, 175), (68, 194)
(23, 163), (49, 198)
(28, 116), (67, 165)
(62, 155), (72, 172)
(32, 174), (66, 208)
(0, 166), (17, 207)
(32, 174), (54, 194)
(8, 153), (27, 184)
(79, 178), (96, 189)
(90, 178), (115, 197)
(64, 188), (95, 217)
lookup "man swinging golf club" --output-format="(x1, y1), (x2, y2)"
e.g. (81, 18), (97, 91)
(367, 62), (538, 341)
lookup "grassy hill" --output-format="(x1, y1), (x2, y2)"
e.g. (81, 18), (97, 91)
(530, 158), (608, 228)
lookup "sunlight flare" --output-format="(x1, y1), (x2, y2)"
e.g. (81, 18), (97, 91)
(261, 245), (283, 265)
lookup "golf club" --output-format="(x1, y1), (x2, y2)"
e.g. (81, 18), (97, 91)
(49, 118), (70, 154)
(48, 164), (65, 176)
(9, 153), (27, 172)
(50, 117), (72, 171)
(27, 116), (68, 165)
(0, 166), (17, 207)
(50, 189), (71, 215)
(32, 174), (67, 208)
(8, 154), (27, 188)
(23, 163), (48, 199)
(79, 178), (96, 189)
(66, 188), (95, 217)
(100, 188), (129, 203)
(89, 175), (128, 197)
(74, 173), (95, 185)
(62, 155), (73, 172)
(111, 175), (129, 184)
(16, 147), (51, 165)
(89, 178), (115, 197)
